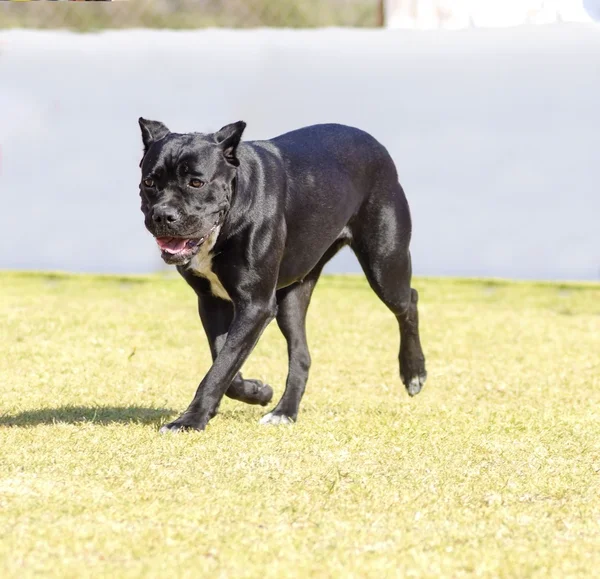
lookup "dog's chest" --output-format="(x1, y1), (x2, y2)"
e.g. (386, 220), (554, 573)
(187, 227), (231, 302)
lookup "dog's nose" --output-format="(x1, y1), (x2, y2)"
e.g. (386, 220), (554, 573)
(152, 205), (180, 225)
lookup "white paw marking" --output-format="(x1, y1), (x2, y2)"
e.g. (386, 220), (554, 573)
(259, 412), (294, 425)
(187, 225), (231, 302)
(407, 374), (426, 397)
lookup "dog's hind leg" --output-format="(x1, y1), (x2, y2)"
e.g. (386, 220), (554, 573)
(197, 292), (273, 407)
(260, 239), (347, 425)
(351, 179), (427, 397)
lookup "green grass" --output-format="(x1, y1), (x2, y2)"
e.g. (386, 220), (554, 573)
(0, 0), (380, 31)
(1, 271), (599, 577)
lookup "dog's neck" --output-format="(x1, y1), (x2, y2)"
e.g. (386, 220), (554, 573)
(222, 165), (252, 234)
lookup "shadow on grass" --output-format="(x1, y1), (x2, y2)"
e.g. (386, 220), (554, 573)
(0, 405), (176, 428)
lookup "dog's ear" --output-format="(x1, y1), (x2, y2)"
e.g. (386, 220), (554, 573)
(138, 118), (170, 157)
(215, 121), (246, 167)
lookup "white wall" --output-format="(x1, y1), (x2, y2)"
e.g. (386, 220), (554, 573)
(1, 27), (599, 281)
(384, 0), (600, 28)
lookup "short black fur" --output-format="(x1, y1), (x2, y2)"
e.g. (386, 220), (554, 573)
(138, 119), (427, 432)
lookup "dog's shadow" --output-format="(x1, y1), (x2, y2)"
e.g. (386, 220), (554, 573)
(0, 405), (175, 428)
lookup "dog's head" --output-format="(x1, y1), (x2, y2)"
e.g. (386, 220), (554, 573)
(138, 118), (246, 265)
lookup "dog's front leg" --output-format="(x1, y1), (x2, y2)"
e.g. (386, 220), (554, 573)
(160, 299), (277, 433)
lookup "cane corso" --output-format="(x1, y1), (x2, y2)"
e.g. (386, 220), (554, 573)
(138, 119), (427, 432)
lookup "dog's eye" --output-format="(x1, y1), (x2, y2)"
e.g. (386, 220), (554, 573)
(143, 178), (154, 188)
(189, 179), (205, 188)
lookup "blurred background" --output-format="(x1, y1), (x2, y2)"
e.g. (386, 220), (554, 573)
(1, 0), (599, 280)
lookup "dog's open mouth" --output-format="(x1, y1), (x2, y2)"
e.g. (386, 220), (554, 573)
(154, 221), (222, 264)
(155, 236), (206, 264)
(156, 237), (203, 255)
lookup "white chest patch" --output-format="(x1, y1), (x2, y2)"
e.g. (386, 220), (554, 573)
(187, 226), (232, 302)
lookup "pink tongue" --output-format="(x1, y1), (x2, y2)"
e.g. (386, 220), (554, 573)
(156, 237), (188, 254)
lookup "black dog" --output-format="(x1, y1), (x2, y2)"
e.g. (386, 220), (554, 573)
(138, 119), (427, 432)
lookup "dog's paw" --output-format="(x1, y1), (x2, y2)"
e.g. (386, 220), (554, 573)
(405, 372), (427, 397)
(246, 380), (274, 407)
(227, 378), (274, 407)
(259, 412), (294, 426)
(159, 423), (182, 434)
(159, 419), (203, 434)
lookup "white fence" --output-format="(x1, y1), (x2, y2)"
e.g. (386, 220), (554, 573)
(385, 0), (600, 28)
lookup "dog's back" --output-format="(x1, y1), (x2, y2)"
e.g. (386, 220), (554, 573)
(265, 123), (396, 187)
(241, 124), (401, 257)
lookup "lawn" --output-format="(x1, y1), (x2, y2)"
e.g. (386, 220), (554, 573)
(1, 271), (599, 578)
